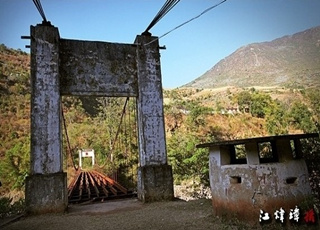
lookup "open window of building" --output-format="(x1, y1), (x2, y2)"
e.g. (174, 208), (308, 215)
(230, 144), (247, 164)
(258, 141), (279, 163)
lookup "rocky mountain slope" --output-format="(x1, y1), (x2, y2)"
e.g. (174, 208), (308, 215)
(185, 26), (320, 89)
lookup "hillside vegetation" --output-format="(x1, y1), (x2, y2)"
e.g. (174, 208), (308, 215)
(0, 43), (319, 207)
(186, 26), (320, 89)
(0, 44), (30, 191)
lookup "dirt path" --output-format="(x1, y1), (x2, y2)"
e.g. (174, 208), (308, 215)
(2, 198), (319, 230)
(2, 198), (226, 230)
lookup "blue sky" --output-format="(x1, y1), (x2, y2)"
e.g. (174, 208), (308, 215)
(1, 0), (320, 88)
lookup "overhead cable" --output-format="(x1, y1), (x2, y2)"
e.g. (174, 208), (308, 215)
(32, 0), (48, 22)
(97, 97), (130, 169)
(144, 0), (180, 33)
(61, 103), (78, 171)
(144, 0), (228, 46)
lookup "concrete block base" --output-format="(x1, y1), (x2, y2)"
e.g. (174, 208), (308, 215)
(138, 164), (174, 202)
(26, 172), (67, 214)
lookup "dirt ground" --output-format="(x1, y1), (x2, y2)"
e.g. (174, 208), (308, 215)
(1, 198), (319, 230)
(1, 198), (241, 230)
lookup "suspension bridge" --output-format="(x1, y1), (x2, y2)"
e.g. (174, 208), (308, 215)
(25, 0), (228, 212)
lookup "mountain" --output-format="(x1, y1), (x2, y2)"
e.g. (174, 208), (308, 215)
(185, 26), (320, 89)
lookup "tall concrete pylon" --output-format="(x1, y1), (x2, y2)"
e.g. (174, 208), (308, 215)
(26, 23), (67, 214)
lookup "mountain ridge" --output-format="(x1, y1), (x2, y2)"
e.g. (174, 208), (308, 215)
(185, 26), (320, 89)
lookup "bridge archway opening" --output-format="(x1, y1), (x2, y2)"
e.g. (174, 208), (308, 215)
(61, 96), (139, 194)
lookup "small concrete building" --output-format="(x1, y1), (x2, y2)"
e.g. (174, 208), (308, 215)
(197, 133), (318, 223)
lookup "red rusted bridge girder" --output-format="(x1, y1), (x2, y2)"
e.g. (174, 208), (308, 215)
(68, 170), (135, 203)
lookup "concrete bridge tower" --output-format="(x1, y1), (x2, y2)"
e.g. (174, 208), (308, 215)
(25, 22), (173, 214)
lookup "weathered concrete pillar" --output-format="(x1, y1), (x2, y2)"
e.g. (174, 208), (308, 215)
(26, 23), (67, 214)
(135, 34), (174, 202)
(245, 142), (260, 164)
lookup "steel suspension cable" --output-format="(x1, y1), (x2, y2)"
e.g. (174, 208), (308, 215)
(111, 97), (129, 154)
(98, 97), (130, 169)
(144, 0), (180, 33)
(144, 0), (228, 46)
(61, 103), (78, 171)
(32, 0), (48, 22)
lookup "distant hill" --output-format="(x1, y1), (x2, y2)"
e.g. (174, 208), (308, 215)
(0, 44), (30, 95)
(185, 26), (320, 89)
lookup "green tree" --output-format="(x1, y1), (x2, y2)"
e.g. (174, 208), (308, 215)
(288, 102), (316, 133)
(235, 91), (274, 118)
(0, 137), (30, 190)
(250, 92), (273, 118)
(235, 91), (252, 112)
(167, 132), (209, 185)
(306, 89), (320, 130)
(185, 101), (212, 130)
(266, 100), (289, 135)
